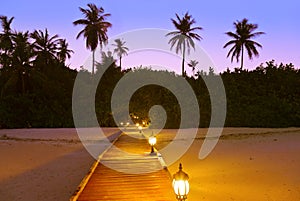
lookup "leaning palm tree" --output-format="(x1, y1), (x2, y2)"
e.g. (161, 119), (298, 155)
(112, 38), (129, 69)
(188, 59), (199, 76)
(56, 39), (74, 64)
(166, 12), (202, 76)
(223, 18), (265, 69)
(73, 3), (112, 75)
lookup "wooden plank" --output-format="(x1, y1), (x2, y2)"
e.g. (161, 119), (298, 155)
(71, 131), (175, 201)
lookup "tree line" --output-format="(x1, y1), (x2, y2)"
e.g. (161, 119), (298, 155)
(0, 4), (299, 128)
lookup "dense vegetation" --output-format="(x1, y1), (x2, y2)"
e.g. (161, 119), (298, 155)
(0, 8), (299, 128)
(0, 53), (299, 128)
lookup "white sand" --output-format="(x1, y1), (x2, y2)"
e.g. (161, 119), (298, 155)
(0, 127), (299, 201)
(160, 128), (300, 201)
(0, 128), (120, 201)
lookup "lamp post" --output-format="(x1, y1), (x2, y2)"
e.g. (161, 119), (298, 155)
(173, 163), (189, 201)
(148, 135), (157, 154)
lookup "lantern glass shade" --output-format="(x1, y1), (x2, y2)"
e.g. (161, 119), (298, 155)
(173, 163), (189, 200)
(173, 180), (189, 197)
(138, 126), (142, 130)
(148, 136), (157, 146)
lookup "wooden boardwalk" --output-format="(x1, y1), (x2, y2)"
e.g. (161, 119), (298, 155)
(71, 129), (175, 201)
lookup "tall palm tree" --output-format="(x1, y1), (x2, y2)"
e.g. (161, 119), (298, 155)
(166, 12), (202, 76)
(188, 59), (199, 76)
(223, 18), (265, 69)
(73, 3), (112, 75)
(0, 16), (15, 68)
(30, 29), (60, 66)
(112, 38), (128, 69)
(56, 39), (73, 64)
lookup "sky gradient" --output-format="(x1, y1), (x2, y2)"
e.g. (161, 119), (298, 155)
(1, 0), (300, 73)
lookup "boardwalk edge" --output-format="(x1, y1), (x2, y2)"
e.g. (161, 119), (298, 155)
(69, 130), (122, 201)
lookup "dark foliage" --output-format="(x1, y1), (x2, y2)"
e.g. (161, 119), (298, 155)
(1, 56), (299, 128)
(221, 61), (300, 127)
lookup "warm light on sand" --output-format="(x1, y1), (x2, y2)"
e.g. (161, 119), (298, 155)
(0, 128), (300, 200)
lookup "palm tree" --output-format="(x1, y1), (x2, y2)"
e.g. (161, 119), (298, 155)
(1, 31), (34, 96)
(96, 50), (116, 72)
(223, 18), (265, 69)
(112, 38), (129, 69)
(101, 50), (115, 66)
(166, 12), (202, 76)
(56, 39), (73, 64)
(0, 16), (15, 68)
(73, 3), (112, 75)
(95, 50), (119, 80)
(30, 29), (60, 66)
(188, 59), (198, 76)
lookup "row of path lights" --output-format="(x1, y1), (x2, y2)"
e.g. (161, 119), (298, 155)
(147, 134), (190, 200)
(119, 119), (190, 200)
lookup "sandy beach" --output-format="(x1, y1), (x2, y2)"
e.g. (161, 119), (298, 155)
(160, 128), (300, 201)
(0, 128), (120, 201)
(0, 127), (299, 201)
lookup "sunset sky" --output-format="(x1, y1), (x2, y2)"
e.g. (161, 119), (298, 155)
(1, 0), (300, 73)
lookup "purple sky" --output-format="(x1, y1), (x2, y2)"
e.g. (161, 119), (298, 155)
(1, 0), (300, 73)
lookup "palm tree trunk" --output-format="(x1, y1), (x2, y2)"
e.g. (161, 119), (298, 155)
(240, 45), (244, 70)
(182, 43), (186, 77)
(119, 56), (122, 69)
(92, 50), (95, 75)
(22, 73), (25, 95)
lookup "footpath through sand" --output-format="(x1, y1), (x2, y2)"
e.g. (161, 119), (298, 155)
(71, 128), (175, 201)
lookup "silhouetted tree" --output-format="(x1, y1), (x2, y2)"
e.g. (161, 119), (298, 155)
(166, 12), (202, 76)
(112, 38), (129, 69)
(188, 59), (198, 76)
(56, 39), (73, 64)
(208, 66), (215, 76)
(223, 18), (265, 69)
(31, 29), (60, 68)
(0, 16), (14, 69)
(73, 3), (112, 75)
(1, 31), (34, 96)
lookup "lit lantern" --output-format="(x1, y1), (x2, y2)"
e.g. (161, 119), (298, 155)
(173, 163), (189, 201)
(136, 123), (139, 127)
(138, 126), (142, 133)
(148, 135), (157, 154)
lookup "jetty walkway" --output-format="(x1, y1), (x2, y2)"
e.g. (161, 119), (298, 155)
(70, 129), (174, 201)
